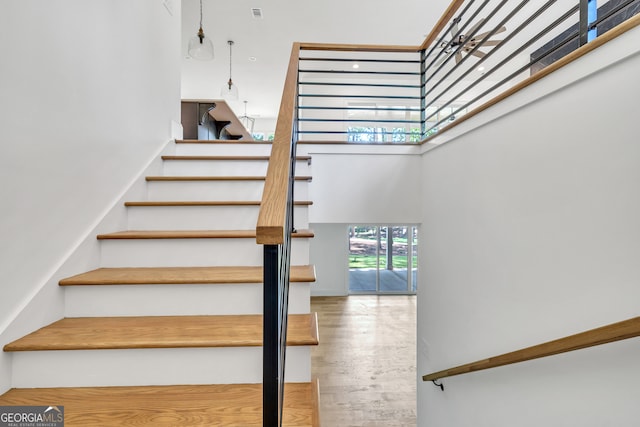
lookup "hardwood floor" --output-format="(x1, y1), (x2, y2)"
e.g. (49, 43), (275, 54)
(311, 296), (416, 427)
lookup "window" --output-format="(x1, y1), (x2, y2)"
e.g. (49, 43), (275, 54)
(347, 127), (422, 143)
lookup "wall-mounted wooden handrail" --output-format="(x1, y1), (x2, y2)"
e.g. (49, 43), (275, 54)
(423, 316), (640, 382)
(256, 43), (301, 245)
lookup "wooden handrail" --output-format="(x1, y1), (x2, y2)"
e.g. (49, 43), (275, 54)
(423, 316), (640, 382)
(300, 42), (420, 53)
(256, 42), (301, 245)
(420, 0), (465, 51)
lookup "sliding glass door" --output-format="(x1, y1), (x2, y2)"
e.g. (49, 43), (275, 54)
(348, 225), (417, 294)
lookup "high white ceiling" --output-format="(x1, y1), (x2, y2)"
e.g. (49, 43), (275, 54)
(180, 0), (450, 124)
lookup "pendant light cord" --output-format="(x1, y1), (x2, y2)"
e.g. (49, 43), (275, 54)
(199, 0), (203, 29)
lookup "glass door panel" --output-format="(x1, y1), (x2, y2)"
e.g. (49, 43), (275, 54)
(411, 227), (418, 292)
(349, 225), (417, 294)
(378, 226), (388, 277)
(380, 226), (405, 292)
(348, 226), (377, 293)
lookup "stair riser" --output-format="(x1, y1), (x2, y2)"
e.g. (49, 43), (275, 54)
(127, 205), (309, 230)
(64, 283), (311, 317)
(100, 239), (310, 267)
(146, 180), (309, 201)
(163, 159), (311, 176)
(11, 346), (310, 388)
(175, 144), (273, 156)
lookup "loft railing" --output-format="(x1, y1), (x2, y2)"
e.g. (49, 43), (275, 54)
(420, 0), (640, 137)
(257, 43), (300, 427)
(423, 316), (640, 389)
(297, 44), (423, 143)
(294, 0), (640, 143)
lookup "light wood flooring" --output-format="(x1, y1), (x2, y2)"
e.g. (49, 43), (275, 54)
(311, 296), (416, 427)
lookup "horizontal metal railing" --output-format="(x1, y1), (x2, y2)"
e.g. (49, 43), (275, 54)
(297, 45), (423, 143)
(421, 0), (640, 138)
(294, 0), (640, 143)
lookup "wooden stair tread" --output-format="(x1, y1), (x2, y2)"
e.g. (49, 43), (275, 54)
(162, 155), (311, 161)
(97, 229), (315, 240)
(4, 313), (319, 351)
(124, 200), (313, 207)
(145, 176), (312, 181)
(0, 380), (320, 427)
(59, 265), (317, 286)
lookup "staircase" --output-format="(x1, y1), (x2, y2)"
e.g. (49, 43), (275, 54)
(0, 139), (320, 426)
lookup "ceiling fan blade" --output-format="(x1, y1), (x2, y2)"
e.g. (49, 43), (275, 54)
(455, 52), (462, 64)
(494, 25), (507, 34)
(474, 26), (507, 41)
(470, 50), (486, 59)
(480, 40), (502, 46)
(473, 31), (491, 40)
(466, 19), (485, 38)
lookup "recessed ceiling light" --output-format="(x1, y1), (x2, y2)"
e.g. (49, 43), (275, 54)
(353, 63), (360, 69)
(249, 57), (257, 62)
(477, 66), (485, 72)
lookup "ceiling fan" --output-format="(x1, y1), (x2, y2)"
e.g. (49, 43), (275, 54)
(436, 17), (506, 65)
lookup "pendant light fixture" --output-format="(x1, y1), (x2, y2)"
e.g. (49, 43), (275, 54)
(221, 40), (239, 100)
(239, 100), (255, 134)
(187, 0), (214, 61)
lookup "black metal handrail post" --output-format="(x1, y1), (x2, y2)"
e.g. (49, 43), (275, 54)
(263, 244), (281, 427)
(260, 42), (301, 427)
(262, 155), (296, 427)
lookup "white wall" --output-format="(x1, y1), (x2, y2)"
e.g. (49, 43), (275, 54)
(302, 144), (422, 224)
(308, 223), (350, 296)
(418, 26), (640, 426)
(300, 144), (421, 295)
(0, 1), (181, 392)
